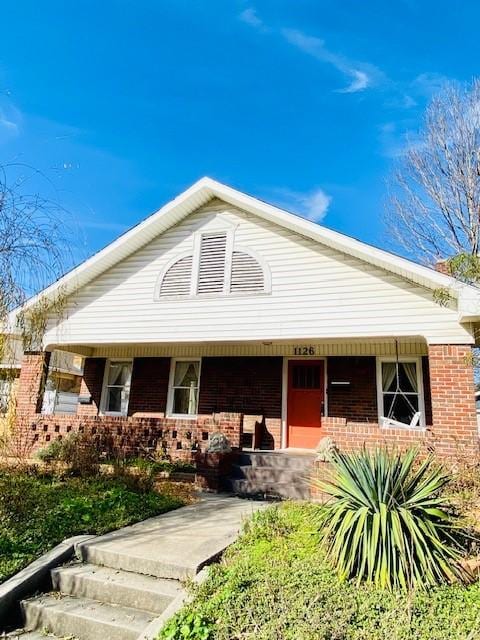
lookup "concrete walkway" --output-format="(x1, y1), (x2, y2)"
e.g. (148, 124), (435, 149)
(10, 495), (266, 640)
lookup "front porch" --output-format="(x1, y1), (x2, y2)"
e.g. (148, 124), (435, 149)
(14, 337), (479, 461)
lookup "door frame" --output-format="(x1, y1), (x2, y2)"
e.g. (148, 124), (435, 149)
(281, 356), (328, 449)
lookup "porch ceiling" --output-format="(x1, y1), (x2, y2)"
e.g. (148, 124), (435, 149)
(48, 336), (429, 358)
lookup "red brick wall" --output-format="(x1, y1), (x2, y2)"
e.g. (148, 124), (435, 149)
(422, 356), (433, 426)
(327, 357), (378, 422)
(17, 352), (51, 415)
(198, 356), (283, 448)
(129, 357), (170, 416)
(23, 412), (243, 461)
(326, 356), (433, 426)
(77, 358), (105, 416)
(323, 346), (478, 457)
(428, 344), (478, 455)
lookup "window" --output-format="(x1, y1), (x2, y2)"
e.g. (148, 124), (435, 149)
(377, 358), (424, 428)
(168, 359), (201, 416)
(155, 227), (269, 300)
(102, 360), (132, 415)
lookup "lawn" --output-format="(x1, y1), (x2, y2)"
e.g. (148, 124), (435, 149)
(161, 502), (480, 640)
(0, 469), (184, 583)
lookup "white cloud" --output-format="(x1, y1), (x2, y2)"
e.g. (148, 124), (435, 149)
(239, 11), (382, 94)
(281, 29), (380, 94)
(271, 187), (332, 221)
(239, 7), (264, 29)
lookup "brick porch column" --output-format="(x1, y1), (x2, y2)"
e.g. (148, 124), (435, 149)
(428, 344), (478, 456)
(16, 351), (51, 417)
(77, 357), (106, 416)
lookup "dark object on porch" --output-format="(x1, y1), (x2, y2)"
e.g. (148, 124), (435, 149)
(241, 416), (274, 450)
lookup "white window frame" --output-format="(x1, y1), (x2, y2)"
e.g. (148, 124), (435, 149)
(376, 356), (426, 430)
(100, 358), (133, 417)
(167, 357), (202, 418)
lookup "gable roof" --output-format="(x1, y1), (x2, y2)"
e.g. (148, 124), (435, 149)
(10, 176), (480, 324)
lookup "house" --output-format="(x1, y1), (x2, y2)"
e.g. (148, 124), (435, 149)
(0, 337), (83, 417)
(10, 178), (480, 461)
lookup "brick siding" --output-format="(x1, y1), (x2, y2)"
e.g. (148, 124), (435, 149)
(15, 347), (479, 459)
(327, 357), (378, 422)
(77, 358), (105, 416)
(129, 357), (170, 416)
(198, 356), (283, 449)
(16, 351), (51, 415)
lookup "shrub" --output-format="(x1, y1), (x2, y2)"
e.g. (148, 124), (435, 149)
(36, 439), (63, 463)
(36, 431), (99, 476)
(313, 448), (470, 590)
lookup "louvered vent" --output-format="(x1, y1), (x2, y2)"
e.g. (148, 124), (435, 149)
(230, 251), (264, 293)
(159, 255), (193, 297)
(197, 232), (227, 294)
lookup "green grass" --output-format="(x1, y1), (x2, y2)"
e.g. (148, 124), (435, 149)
(0, 469), (184, 583)
(160, 503), (480, 640)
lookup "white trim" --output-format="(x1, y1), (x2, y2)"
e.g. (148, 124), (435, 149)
(100, 358), (133, 417)
(10, 176), (480, 332)
(376, 356), (426, 430)
(166, 357), (202, 419)
(281, 356), (328, 449)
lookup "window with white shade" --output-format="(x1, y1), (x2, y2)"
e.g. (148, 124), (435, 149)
(377, 358), (425, 428)
(167, 359), (201, 416)
(102, 360), (132, 415)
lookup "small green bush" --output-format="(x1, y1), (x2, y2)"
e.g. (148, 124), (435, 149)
(36, 439), (63, 463)
(313, 448), (470, 590)
(36, 432), (99, 476)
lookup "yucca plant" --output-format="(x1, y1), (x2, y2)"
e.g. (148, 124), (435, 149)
(313, 447), (471, 590)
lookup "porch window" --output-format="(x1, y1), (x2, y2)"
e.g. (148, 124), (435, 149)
(102, 360), (132, 415)
(168, 359), (201, 416)
(377, 358), (424, 428)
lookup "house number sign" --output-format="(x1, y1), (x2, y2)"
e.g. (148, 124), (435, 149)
(293, 346), (316, 356)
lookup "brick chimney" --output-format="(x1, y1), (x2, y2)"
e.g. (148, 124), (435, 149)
(434, 259), (451, 275)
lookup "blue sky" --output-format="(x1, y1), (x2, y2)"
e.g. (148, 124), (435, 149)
(1, 0), (478, 267)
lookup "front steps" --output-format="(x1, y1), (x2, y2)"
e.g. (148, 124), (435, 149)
(224, 451), (316, 500)
(10, 552), (184, 640)
(7, 496), (265, 640)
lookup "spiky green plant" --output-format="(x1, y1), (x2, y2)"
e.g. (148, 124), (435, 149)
(313, 448), (471, 590)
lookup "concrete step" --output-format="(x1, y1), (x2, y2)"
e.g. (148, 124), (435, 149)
(5, 632), (62, 639)
(77, 543), (197, 580)
(51, 562), (182, 615)
(226, 478), (311, 501)
(230, 464), (312, 484)
(21, 593), (154, 640)
(236, 452), (316, 471)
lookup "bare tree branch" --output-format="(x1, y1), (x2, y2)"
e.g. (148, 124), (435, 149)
(386, 79), (480, 265)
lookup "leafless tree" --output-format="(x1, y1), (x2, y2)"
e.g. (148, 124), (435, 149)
(386, 79), (480, 266)
(0, 163), (72, 319)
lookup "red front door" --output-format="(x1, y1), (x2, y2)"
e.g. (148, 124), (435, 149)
(287, 360), (324, 449)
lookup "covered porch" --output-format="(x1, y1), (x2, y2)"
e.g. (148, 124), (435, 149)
(15, 336), (479, 460)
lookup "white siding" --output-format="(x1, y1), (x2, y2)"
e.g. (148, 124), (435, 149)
(44, 199), (474, 347)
